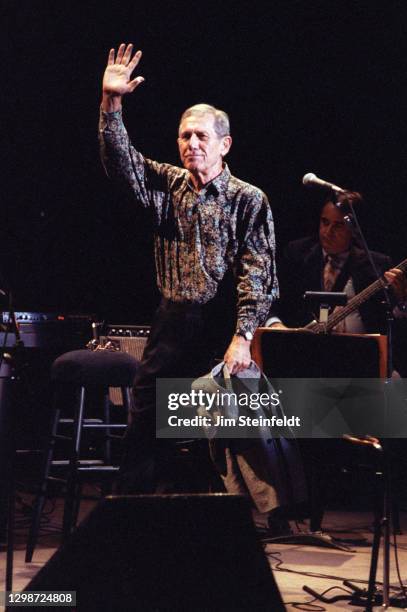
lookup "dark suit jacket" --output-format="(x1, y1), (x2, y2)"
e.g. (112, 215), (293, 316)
(272, 236), (393, 333)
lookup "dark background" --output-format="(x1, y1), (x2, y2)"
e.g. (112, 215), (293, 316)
(3, 0), (407, 325)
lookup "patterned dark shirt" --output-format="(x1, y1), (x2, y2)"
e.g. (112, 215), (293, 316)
(99, 109), (279, 335)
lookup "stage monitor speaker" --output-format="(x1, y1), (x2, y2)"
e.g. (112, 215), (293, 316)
(25, 494), (284, 611)
(100, 326), (150, 405)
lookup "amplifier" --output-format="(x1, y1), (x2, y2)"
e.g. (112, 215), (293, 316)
(0, 312), (94, 450)
(100, 326), (150, 405)
(103, 324), (150, 338)
(1, 311), (94, 325)
(0, 312), (94, 348)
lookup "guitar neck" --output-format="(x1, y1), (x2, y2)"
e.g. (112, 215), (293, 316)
(305, 257), (407, 333)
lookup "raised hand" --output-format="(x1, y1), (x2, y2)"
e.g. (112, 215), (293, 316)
(102, 43), (144, 111)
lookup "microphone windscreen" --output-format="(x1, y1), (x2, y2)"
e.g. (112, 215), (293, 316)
(302, 172), (316, 185)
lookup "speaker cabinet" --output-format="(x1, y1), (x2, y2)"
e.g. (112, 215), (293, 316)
(100, 327), (150, 404)
(26, 494), (284, 611)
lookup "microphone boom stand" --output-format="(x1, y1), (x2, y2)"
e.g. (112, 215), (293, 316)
(302, 193), (407, 609)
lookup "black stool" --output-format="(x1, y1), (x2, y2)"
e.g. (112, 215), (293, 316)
(25, 349), (139, 562)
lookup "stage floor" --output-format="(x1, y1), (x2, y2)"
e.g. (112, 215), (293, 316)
(1, 492), (407, 611)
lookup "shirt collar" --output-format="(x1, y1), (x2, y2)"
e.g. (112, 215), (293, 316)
(209, 164), (231, 195)
(185, 164), (231, 196)
(322, 248), (350, 268)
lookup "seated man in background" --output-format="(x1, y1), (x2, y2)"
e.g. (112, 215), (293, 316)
(267, 191), (407, 337)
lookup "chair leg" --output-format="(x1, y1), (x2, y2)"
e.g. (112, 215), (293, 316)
(25, 405), (61, 562)
(62, 386), (85, 542)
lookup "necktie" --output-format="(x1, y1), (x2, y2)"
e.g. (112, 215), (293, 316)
(323, 255), (341, 291)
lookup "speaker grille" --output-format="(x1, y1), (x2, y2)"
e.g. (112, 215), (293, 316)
(100, 329), (150, 404)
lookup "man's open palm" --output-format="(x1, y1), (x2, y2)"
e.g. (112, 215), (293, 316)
(103, 43), (144, 97)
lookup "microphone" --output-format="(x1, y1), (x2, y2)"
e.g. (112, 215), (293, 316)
(302, 173), (345, 194)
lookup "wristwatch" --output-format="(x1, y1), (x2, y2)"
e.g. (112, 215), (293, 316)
(235, 330), (254, 341)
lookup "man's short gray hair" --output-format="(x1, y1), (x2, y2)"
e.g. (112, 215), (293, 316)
(179, 103), (230, 137)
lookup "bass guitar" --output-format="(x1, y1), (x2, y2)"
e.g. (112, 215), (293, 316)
(303, 257), (407, 333)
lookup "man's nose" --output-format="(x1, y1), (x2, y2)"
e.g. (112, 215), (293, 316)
(188, 133), (200, 148)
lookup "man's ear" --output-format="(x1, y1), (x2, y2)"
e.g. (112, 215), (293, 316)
(221, 135), (232, 157)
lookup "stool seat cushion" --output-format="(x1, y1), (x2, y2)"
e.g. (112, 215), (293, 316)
(52, 350), (139, 387)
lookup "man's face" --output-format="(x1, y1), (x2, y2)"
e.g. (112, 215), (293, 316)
(319, 202), (352, 254)
(177, 113), (231, 182)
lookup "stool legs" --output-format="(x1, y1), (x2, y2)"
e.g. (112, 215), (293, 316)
(62, 386), (86, 541)
(122, 387), (133, 421)
(27, 382), (131, 560)
(100, 391), (113, 497)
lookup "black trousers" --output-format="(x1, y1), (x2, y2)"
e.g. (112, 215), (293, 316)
(119, 298), (235, 493)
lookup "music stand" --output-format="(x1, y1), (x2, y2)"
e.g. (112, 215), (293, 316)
(304, 290), (347, 330)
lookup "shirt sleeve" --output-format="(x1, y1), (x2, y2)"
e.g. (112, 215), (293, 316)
(235, 190), (279, 335)
(98, 108), (179, 216)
